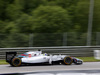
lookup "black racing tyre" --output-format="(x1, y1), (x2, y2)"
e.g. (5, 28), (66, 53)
(63, 57), (73, 65)
(11, 58), (21, 67)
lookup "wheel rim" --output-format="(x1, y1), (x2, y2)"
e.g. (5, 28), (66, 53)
(64, 57), (72, 65)
(12, 58), (21, 67)
(66, 58), (71, 63)
(14, 59), (20, 65)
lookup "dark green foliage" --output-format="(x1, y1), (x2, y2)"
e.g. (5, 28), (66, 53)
(33, 33), (63, 46)
(0, 0), (99, 47)
(0, 34), (29, 47)
(73, 0), (90, 32)
(31, 5), (72, 33)
(14, 14), (34, 33)
(0, 0), (91, 33)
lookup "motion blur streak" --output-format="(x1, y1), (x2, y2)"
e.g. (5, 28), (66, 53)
(25, 73), (100, 75)
(25, 73), (54, 75)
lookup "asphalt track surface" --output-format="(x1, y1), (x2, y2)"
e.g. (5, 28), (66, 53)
(0, 62), (100, 75)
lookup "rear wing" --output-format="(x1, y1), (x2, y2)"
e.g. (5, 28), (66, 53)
(6, 52), (17, 62)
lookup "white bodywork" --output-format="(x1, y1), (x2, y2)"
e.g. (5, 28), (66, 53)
(21, 51), (67, 64)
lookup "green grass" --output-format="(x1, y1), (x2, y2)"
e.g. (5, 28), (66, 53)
(77, 57), (100, 62)
(0, 60), (8, 65)
(0, 57), (100, 65)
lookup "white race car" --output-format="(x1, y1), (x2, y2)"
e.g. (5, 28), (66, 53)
(6, 50), (83, 67)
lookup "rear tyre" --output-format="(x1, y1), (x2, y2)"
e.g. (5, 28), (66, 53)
(11, 58), (21, 67)
(63, 57), (73, 65)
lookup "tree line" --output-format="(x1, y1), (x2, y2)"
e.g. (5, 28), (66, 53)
(1, 0), (100, 33)
(0, 0), (100, 47)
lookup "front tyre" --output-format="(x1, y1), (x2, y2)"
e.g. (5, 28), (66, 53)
(63, 57), (73, 65)
(11, 58), (21, 67)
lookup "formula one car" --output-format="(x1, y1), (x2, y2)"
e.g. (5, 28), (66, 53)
(6, 50), (83, 67)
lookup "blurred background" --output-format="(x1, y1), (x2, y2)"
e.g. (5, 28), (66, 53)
(1, 1), (100, 75)
(0, 0), (99, 47)
(0, 32), (99, 47)
(1, 0), (100, 60)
